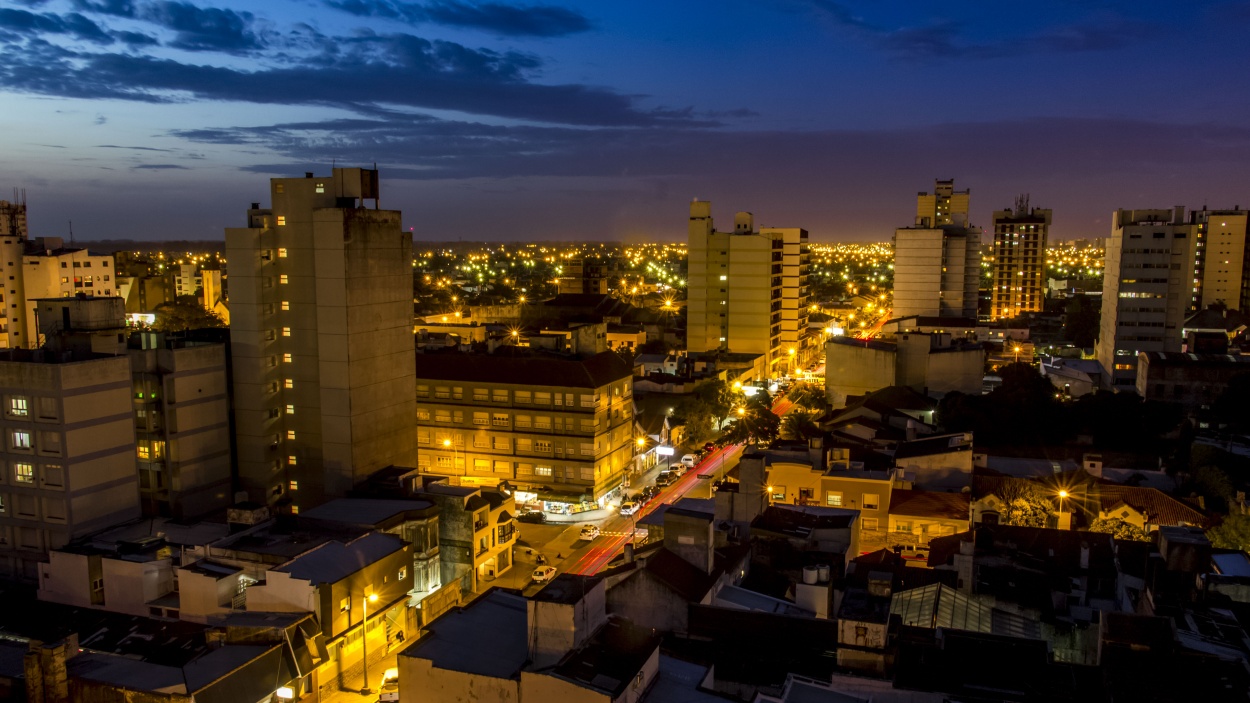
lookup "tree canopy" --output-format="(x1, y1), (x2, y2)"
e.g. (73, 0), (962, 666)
(152, 297), (225, 333)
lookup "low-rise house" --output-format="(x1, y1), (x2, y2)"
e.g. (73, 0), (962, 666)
(886, 489), (970, 547)
(891, 432), (973, 491)
(413, 480), (517, 592)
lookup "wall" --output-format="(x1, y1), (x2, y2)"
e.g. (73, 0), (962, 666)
(824, 341), (894, 408)
(398, 653), (519, 703)
(605, 570), (691, 634)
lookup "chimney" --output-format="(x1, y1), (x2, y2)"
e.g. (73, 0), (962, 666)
(623, 543), (635, 564)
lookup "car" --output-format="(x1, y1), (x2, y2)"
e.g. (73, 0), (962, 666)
(531, 566), (557, 583)
(638, 485), (660, 503)
(579, 525), (600, 540)
(517, 510), (547, 524)
(680, 454), (697, 467)
(702, 442), (717, 453)
(619, 501), (639, 516)
(655, 471), (676, 487)
(377, 667), (400, 701)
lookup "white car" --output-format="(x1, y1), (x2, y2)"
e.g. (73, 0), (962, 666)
(680, 454), (697, 467)
(579, 525), (600, 540)
(377, 667), (400, 701)
(532, 566), (557, 583)
(619, 501), (639, 516)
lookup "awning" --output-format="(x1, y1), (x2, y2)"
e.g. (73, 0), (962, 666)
(536, 489), (590, 503)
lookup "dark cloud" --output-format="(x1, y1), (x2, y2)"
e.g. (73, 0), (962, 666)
(0, 8), (113, 44)
(801, 0), (1156, 60)
(326, 0), (591, 37)
(71, 0), (262, 53)
(93, 113), (107, 125)
(0, 32), (704, 127)
(131, 163), (188, 169)
(96, 144), (173, 151)
(112, 29), (158, 46)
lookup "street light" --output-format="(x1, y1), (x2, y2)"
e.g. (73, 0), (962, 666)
(359, 592), (380, 695)
(1013, 345), (1022, 363)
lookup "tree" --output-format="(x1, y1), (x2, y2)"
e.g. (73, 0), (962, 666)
(671, 379), (736, 445)
(1188, 465), (1235, 513)
(720, 395), (780, 447)
(1207, 513), (1250, 550)
(781, 410), (821, 440)
(1088, 517), (1150, 541)
(152, 297), (225, 333)
(1003, 497), (1054, 528)
(787, 381), (829, 413)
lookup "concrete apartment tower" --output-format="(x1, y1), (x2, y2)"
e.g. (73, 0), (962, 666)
(1096, 208), (1202, 389)
(0, 197), (29, 349)
(686, 201), (809, 376)
(892, 180), (981, 322)
(226, 168), (417, 510)
(1196, 208), (1250, 311)
(989, 196), (1052, 321)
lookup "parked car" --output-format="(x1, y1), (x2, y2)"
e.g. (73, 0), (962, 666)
(702, 442), (717, 453)
(619, 501), (639, 516)
(517, 510), (547, 524)
(532, 566), (557, 583)
(579, 525), (601, 540)
(639, 485), (660, 503)
(680, 454), (697, 467)
(377, 667), (400, 702)
(655, 471), (677, 487)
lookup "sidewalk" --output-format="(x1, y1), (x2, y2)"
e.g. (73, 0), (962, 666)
(544, 508), (612, 524)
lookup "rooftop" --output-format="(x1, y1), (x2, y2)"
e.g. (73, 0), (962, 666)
(301, 498), (437, 529)
(888, 489), (970, 520)
(532, 573), (603, 604)
(399, 589), (528, 680)
(550, 617), (660, 696)
(894, 432), (973, 460)
(272, 532), (407, 585)
(414, 350), (631, 388)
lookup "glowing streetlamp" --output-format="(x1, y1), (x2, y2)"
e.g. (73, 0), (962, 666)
(359, 592), (380, 694)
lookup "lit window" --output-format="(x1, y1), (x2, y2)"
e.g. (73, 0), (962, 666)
(288, 455), (297, 466)
(315, 183), (325, 194)
(278, 247), (288, 258)
(287, 430), (296, 440)
(536, 466), (553, 476)
(289, 480), (299, 490)
(286, 404), (295, 415)
(719, 275), (727, 281)
(284, 379), (294, 389)
(282, 327), (291, 337)
(8, 397), (28, 417)
(14, 462), (33, 483)
(279, 274), (289, 284)
(398, 567), (407, 580)
(283, 353), (293, 363)
(280, 301), (290, 311)
(11, 431), (31, 450)
(825, 491), (843, 507)
(290, 504), (299, 514)
(862, 493), (880, 510)
(277, 216), (286, 226)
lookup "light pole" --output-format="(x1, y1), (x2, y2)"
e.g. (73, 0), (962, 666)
(359, 591), (380, 695)
(1013, 345), (1022, 363)
(443, 438), (463, 477)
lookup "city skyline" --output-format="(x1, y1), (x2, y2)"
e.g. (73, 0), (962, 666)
(3, 1), (1250, 242)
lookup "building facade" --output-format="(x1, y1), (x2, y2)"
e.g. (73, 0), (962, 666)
(989, 198), (1051, 320)
(0, 199), (28, 350)
(1196, 208), (1250, 310)
(414, 351), (636, 511)
(0, 350), (139, 581)
(687, 203), (809, 376)
(226, 167), (418, 510)
(893, 180), (981, 322)
(22, 243), (116, 347)
(1096, 208), (1202, 388)
(128, 332), (233, 519)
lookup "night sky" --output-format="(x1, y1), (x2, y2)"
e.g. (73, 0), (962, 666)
(3, 0), (1249, 242)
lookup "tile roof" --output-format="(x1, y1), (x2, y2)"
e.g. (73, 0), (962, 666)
(889, 489), (970, 520)
(1094, 484), (1210, 528)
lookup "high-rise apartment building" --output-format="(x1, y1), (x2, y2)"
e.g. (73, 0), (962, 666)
(0, 326), (140, 581)
(989, 197), (1051, 321)
(893, 180), (981, 322)
(1096, 208), (1202, 388)
(0, 198), (29, 349)
(687, 203), (809, 376)
(916, 179), (971, 227)
(1196, 208), (1250, 311)
(23, 241), (116, 346)
(226, 168), (417, 510)
(414, 351), (635, 511)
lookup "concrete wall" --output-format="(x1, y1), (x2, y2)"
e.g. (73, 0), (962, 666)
(825, 342), (894, 408)
(605, 570), (691, 634)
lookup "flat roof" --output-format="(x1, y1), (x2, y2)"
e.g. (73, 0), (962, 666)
(646, 656), (726, 703)
(273, 532), (406, 585)
(301, 498), (436, 528)
(399, 589), (528, 680)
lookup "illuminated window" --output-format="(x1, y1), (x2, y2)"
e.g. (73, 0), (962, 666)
(289, 480), (299, 490)
(719, 275), (727, 281)
(283, 353), (293, 363)
(279, 274), (289, 284)
(14, 462), (33, 483)
(8, 397), (28, 417)
(277, 216), (286, 226)
(290, 504), (299, 514)
(862, 493), (880, 510)
(315, 183), (325, 194)
(280, 301), (290, 311)
(536, 466), (553, 476)
(286, 404), (295, 415)
(288, 455), (297, 466)
(825, 491), (843, 507)
(278, 247), (288, 258)
(284, 379), (294, 389)
(287, 430), (296, 440)
(10, 430), (31, 450)
(282, 327), (291, 337)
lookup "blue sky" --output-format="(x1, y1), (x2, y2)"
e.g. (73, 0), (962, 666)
(2, 0), (1249, 241)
